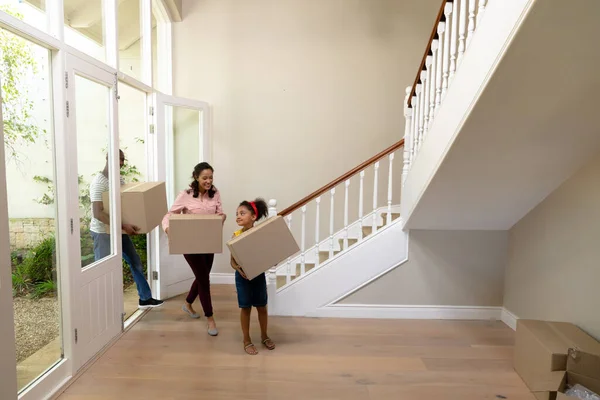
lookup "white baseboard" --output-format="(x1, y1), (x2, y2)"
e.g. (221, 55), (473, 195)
(210, 272), (235, 284)
(501, 308), (518, 330)
(308, 304), (503, 320)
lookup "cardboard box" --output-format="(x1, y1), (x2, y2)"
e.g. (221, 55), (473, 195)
(226, 215), (300, 280)
(168, 214), (223, 254)
(102, 182), (167, 234)
(556, 349), (600, 399)
(514, 320), (600, 399)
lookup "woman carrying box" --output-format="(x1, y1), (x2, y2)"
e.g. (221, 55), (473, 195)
(162, 162), (226, 336)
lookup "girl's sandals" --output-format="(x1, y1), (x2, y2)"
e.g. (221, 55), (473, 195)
(244, 343), (258, 355)
(262, 338), (276, 350)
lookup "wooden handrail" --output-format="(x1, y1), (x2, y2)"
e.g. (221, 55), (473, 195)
(279, 139), (405, 216)
(407, 0), (449, 107)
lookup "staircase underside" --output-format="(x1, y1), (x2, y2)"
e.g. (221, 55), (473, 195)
(403, 0), (600, 230)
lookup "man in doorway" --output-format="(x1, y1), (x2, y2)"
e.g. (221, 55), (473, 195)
(89, 149), (163, 309)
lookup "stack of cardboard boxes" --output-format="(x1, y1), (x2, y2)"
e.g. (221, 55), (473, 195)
(514, 320), (600, 399)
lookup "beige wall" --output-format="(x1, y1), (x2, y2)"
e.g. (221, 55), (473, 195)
(173, 0), (439, 272)
(341, 230), (508, 306)
(504, 153), (600, 340)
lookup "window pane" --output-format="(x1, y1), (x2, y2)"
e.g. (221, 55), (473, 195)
(64, 0), (106, 63)
(1, 28), (62, 392)
(74, 74), (113, 268)
(171, 106), (200, 198)
(0, 0), (48, 34)
(118, 0), (143, 80)
(117, 83), (147, 320)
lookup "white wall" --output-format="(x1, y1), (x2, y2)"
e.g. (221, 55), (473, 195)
(173, 0), (441, 273)
(340, 230), (508, 306)
(504, 152), (600, 340)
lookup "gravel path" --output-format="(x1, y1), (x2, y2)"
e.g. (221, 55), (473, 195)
(13, 297), (59, 363)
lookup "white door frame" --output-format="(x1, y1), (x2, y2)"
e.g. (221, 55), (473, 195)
(0, 75), (19, 400)
(65, 53), (124, 370)
(151, 93), (210, 300)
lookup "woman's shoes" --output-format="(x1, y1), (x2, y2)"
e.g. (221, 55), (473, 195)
(207, 325), (219, 336)
(182, 304), (200, 319)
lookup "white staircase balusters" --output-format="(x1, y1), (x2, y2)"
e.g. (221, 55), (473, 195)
(387, 153), (394, 225)
(423, 57), (432, 137)
(450, 0), (459, 81)
(314, 196), (321, 267)
(404, 0), (492, 181)
(429, 39), (439, 130)
(285, 214), (293, 284)
(372, 161), (379, 234)
(358, 171), (364, 241)
(477, 0), (488, 28)
(402, 87), (413, 186)
(300, 205), (306, 275)
(458, 0), (468, 64)
(329, 188), (335, 259)
(343, 180), (350, 250)
(467, 0), (477, 47)
(435, 20), (445, 111)
(442, 2), (453, 98)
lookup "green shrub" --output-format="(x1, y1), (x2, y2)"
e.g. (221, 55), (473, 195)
(22, 236), (56, 283)
(31, 280), (57, 298)
(12, 264), (31, 296)
(80, 228), (95, 268)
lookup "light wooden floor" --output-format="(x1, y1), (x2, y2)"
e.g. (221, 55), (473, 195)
(58, 285), (535, 400)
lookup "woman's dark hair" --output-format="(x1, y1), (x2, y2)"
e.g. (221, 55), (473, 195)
(188, 162), (216, 198)
(239, 198), (269, 221)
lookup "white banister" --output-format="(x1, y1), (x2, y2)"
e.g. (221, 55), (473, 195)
(329, 188), (335, 259)
(314, 196), (321, 267)
(435, 20), (445, 111)
(442, 2), (453, 98)
(343, 180), (350, 250)
(450, 0), (459, 81)
(386, 153), (394, 225)
(285, 214), (292, 284)
(477, 0), (487, 27)
(458, 0), (468, 63)
(428, 38), (438, 129)
(358, 171), (364, 240)
(372, 161), (379, 233)
(467, 0), (476, 47)
(402, 87), (412, 185)
(300, 205), (306, 275)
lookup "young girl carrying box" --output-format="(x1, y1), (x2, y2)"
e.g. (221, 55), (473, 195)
(230, 198), (276, 355)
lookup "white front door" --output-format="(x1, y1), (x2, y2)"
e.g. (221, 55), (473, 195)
(152, 93), (210, 299)
(65, 55), (124, 369)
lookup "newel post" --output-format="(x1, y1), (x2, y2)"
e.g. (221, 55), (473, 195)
(267, 199), (278, 314)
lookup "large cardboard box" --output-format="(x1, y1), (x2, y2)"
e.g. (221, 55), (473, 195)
(102, 182), (167, 234)
(226, 216), (300, 280)
(168, 214), (223, 254)
(556, 349), (600, 399)
(514, 320), (600, 399)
